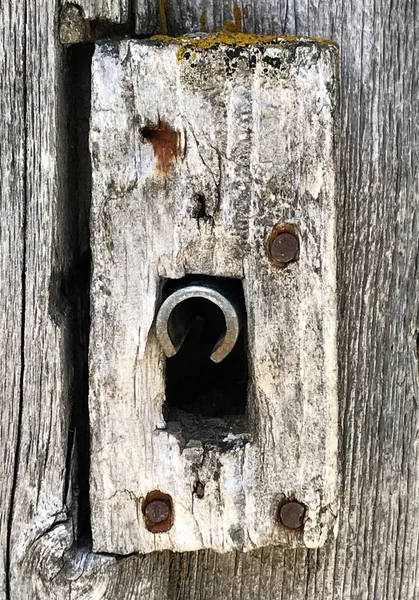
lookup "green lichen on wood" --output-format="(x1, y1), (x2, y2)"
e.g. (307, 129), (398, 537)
(151, 32), (339, 62)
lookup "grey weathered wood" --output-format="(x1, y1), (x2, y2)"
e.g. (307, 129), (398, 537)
(60, 2), (129, 44)
(70, 0), (330, 39)
(144, 4), (419, 599)
(60, 0), (159, 42)
(64, 0), (129, 25)
(89, 37), (339, 555)
(5, 0), (74, 597)
(135, 0), (289, 36)
(13, 523), (172, 599)
(3, 0), (419, 598)
(134, 0), (159, 34)
(0, 2), (25, 597)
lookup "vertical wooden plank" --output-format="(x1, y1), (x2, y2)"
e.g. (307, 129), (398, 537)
(12, 523), (173, 599)
(0, 1), (25, 598)
(2, 1), (171, 596)
(7, 0), (75, 596)
(135, 0), (159, 34)
(138, 0), (288, 36)
(141, 0), (338, 38)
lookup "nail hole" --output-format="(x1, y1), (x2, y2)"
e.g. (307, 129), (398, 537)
(193, 481), (205, 499)
(191, 194), (214, 226)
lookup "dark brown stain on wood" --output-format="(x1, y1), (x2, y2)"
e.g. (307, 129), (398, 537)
(141, 121), (181, 173)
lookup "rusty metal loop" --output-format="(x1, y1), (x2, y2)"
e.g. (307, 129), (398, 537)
(155, 281), (243, 363)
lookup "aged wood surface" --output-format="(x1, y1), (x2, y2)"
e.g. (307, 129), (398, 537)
(59, 0), (159, 41)
(59, 0), (316, 38)
(0, 2), (25, 598)
(4, 0), (74, 598)
(2, 0), (419, 598)
(60, 1), (129, 44)
(63, 0), (129, 25)
(135, 0), (294, 36)
(89, 37), (339, 554)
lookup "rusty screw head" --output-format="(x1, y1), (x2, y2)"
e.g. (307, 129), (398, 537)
(279, 501), (305, 530)
(143, 491), (173, 533)
(145, 500), (170, 524)
(268, 224), (299, 266)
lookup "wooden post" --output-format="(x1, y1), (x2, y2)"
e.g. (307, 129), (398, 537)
(88, 37), (339, 555)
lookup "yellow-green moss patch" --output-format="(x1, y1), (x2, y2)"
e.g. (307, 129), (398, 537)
(151, 32), (339, 62)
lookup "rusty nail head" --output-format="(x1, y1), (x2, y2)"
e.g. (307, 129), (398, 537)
(268, 223), (299, 266)
(279, 501), (305, 530)
(143, 491), (173, 533)
(145, 500), (170, 524)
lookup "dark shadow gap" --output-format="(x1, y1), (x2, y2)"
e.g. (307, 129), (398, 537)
(66, 43), (94, 547)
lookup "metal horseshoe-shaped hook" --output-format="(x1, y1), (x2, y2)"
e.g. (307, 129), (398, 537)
(155, 281), (243, 364)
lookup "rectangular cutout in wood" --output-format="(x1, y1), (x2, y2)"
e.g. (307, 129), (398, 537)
(89, 35), (339, 554)
(158, 275), (248, 439)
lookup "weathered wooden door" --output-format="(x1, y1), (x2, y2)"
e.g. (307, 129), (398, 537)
(2, 1), (418, 598)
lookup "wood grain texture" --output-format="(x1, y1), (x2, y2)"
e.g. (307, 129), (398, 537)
(3, 0), (419, 598)
(89, 37), (339, 554)
(134, 0), (159, 35)
(0, 2), (25, 598)
(5, 0), (75, 597)
(13, 523), (173, 599)
(139, 0), (290, 36)
(142, 0), (419, 598)
(63, 0), (129, 24)
(59, 0), (159, 42)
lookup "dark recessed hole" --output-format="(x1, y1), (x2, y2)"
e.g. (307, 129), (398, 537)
(193, 481), (205, 499)
(192, 194), (207, 220)
(162, 275), (248, 442)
